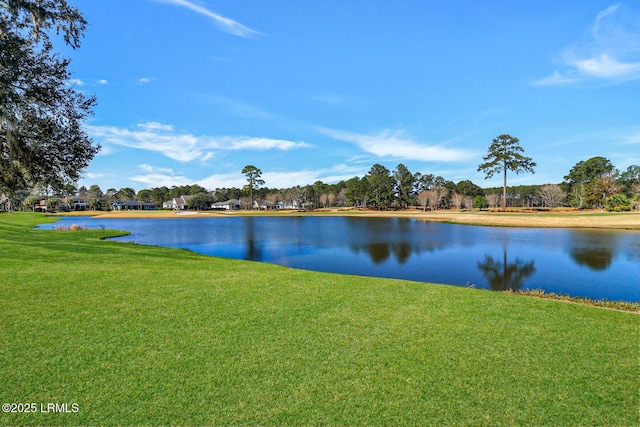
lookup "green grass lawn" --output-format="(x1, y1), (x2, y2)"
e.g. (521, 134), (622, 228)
(1, 212), (638, 426)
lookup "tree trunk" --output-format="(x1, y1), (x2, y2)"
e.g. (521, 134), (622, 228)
(502, 167), (507, 211)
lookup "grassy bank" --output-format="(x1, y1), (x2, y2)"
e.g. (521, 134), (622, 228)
(1, 212), (638, 426)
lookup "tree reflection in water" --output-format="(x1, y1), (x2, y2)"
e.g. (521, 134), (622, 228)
(243, 216), (262, 261)
(570, 247), (614, 271)
(359, 242), (413, 265)
(366, 243), (391, 264)
(568, 231), (618, 271)
(477, 249), (536, 291)
(346, 217), (451, 265)
(394, 242), (412, 264)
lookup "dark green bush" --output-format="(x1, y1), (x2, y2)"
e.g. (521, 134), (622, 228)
(473, 195), (488, 209)
(605, 194), (631, 212)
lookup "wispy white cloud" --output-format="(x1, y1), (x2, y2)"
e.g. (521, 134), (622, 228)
(97, 79), (109, 85)
(535, 3), (640, 85)
(139, 164), (175, 174)
(626, 137), (640, 146)
(265, 164), (367, 187)
(68, 78), (85, 86)
(225, 136), (311, 151)
(533, 71), (579, 86)
(86, 122), (310, 162)
(194, 174), (242, 190)
(85, 172), (106, 180)
(570, 53), (640, 79)
(593, 3), (621, 35)
(318, 127), (475, 163)
(137, 77), (154, 85)
(198, 164), (364, 189)
(153, 0), (260, 38)
(141, 122), (174, 132)
(623, 129), (640, 145)
(131, 165), (193, 187)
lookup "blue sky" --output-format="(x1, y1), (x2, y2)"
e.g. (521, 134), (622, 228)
(64, 0), (640, 191)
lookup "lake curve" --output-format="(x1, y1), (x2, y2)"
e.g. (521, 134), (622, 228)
(39, 216), (640, 302)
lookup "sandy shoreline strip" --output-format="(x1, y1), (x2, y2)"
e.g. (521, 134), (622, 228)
(50, 209), (640, 230)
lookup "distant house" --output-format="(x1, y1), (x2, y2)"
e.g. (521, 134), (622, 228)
(165, 195), (194, 210)
(35, 200), (48, 212)
(112, 200), (139, 210)
(111, 201), (157, 211)
(212, 199), (241, 210)
(259, 200), (273, 210)
(62, 196), (88, 211)
(259, 200), (285, 210)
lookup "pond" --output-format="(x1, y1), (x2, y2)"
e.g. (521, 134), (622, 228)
(39, 216), (640, 302)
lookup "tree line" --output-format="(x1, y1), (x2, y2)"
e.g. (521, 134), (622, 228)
(12, 154), (640, 213)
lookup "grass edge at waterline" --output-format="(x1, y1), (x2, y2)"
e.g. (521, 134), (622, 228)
(1, 212), (638, 426)
(511, 289), (640, 313)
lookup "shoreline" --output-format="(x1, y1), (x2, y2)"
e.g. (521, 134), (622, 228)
(36, 210), (640, 310)
(50, 208), (640, 230)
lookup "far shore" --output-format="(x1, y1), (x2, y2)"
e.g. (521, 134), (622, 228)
(49, 208), (640, 230)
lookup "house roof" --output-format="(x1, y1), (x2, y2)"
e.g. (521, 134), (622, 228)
(112, 200), (139, 206)
(64, 196), (87, 203)
(173, 195), (194, 205)
(213, 199), (241, 206)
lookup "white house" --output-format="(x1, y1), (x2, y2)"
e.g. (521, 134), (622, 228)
(62, 196), (88, 211)
(112, 201), (156, 210)
(212, 199), (241, 210)
(259, 200), (285, 210)
(165, 195), (193, 210)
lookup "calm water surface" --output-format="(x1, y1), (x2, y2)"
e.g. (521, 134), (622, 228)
(40, 216), (640, 302)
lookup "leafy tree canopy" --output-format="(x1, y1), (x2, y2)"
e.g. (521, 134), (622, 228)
(564, 157), (616, 185)
(0, 0), (98, 204)
(455, 180), (484, 197)
(366, 163), (394, 209)
(393, 163), (415, 207)
(188, 193), (214, 211)
(618, 165), (640, 194)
